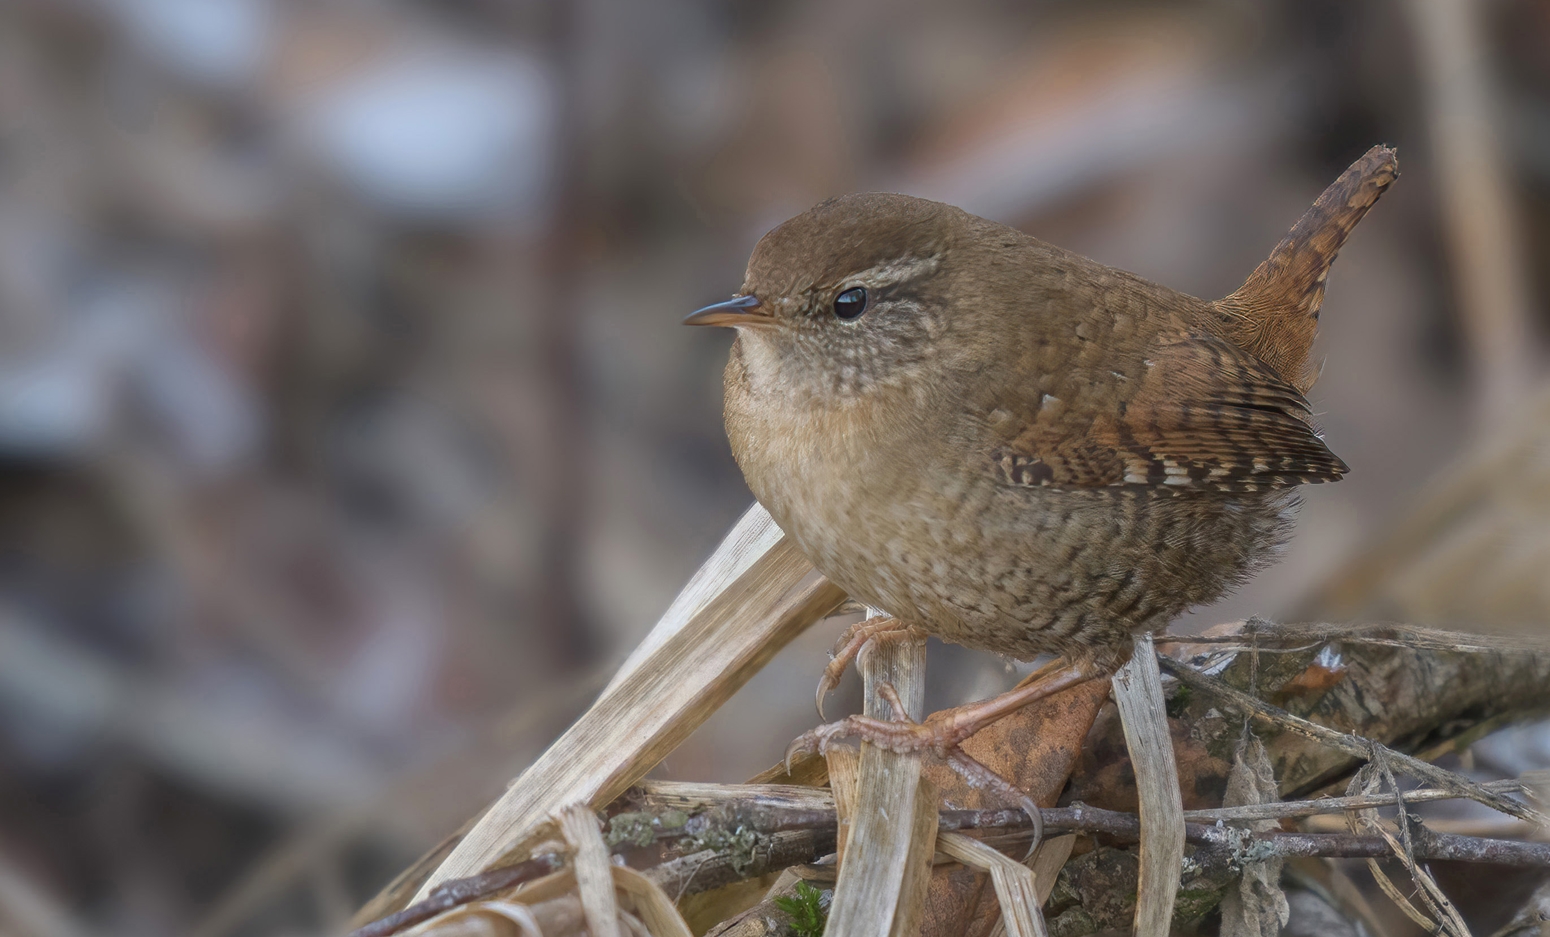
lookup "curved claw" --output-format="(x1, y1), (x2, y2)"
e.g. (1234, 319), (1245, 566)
(815, 658), (846, 720)
(815, 617), (926, 718)
(784, 721), (854, 773)
(783, 739), (803, 776)
(815, 631), (870, 719)
(1018, 793), (1043, 862)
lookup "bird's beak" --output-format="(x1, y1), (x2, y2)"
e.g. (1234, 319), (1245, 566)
(683, 294), (767, 328)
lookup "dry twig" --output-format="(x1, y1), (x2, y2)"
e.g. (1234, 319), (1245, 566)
(555, 805), (623, 937)
(1111, 633), (1185, 936)
(1184, 779), (1527, 822)
(824, 625), (934, 937)
(405, 505), (845, 901)
(937, 833), (1049, 937)
(349, 786), (1550, 937)
(1157, 654), (1548, 826)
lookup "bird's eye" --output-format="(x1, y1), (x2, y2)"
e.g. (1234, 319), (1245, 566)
(833, 287), (868, 320)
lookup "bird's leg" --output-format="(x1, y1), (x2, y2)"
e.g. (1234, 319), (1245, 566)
(815, 616), (931, 717)
(789, 656), (1105, 767)
(789, 661), (1103, 855)
(871, 683), (1045, 850)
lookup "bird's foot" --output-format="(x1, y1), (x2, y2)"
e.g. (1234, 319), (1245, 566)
(816, 617), (930, 717)
(788, 680), (1063, 852)
(789, 658), (1106, 842)
(795, 658), (1101, 765)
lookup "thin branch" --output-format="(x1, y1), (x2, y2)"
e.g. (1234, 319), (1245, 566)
(1158, 655), (1550, 826)
(348, 795), (1550, 937)
(1159, 622), (1550, 655)
(349, 854), (564, 937)
(1233, 829), (1550, 865)
(1184, 779), (1527, 822)
(638, 777), (1536, 826)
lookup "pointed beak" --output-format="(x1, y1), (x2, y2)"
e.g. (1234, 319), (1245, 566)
(683, 294), (767, 327)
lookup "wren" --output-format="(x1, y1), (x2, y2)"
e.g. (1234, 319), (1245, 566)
(687, 146), (1397, 756)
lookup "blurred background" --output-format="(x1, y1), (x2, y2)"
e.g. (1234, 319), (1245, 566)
(0, 0), (1546, 935)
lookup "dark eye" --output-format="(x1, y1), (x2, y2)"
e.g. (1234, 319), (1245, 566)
(833, 287), (868, 320)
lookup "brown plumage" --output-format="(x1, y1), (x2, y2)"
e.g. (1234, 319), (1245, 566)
(689, 146), (1397, 671)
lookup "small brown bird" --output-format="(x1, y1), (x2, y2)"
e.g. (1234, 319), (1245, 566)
(687, 146), (1397, 758)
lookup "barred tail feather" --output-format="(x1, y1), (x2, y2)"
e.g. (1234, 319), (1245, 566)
(1211, 145), (1399, 393)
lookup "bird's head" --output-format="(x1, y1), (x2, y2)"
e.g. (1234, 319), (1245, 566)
(686, 193), (975, 400)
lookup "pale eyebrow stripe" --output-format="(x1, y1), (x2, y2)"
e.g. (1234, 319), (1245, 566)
(860, 254), (940, 289)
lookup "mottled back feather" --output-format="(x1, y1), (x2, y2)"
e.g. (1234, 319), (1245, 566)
(978, 146), (1397, 494)
(984, 334), (1345, 492)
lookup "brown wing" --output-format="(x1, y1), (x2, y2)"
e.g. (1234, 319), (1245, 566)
(983, 335), (1346, 492)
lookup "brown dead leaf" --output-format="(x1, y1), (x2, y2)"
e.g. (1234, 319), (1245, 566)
(1067, 714), (1231, 814)
(920, 674), (1111, 937)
